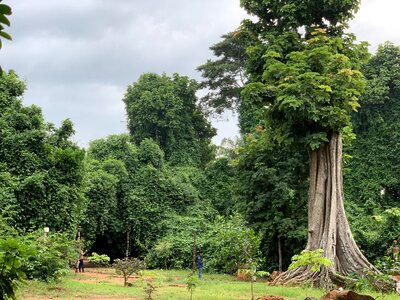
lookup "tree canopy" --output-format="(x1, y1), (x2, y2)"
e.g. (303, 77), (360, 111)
(0, 71), (85, 232)
(124, 73), (216, 167)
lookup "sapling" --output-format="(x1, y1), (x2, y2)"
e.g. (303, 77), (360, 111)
(185, 273), (198, 300)
(114, 257), (145, 287)
(288, 249), (333, 296)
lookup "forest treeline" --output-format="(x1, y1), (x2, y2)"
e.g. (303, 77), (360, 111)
(1, 3), (400, 281)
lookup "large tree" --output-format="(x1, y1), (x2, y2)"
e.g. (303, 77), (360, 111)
(0, 71), (85, 232)
(123, 73), (216, 167)
(345, 43), (400, 260)
(240, 0), (375, 285)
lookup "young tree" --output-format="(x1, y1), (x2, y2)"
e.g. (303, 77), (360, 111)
(240, 0), (375, 285)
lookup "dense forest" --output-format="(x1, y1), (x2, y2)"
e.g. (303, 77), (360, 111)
(1, 0), (400, 296)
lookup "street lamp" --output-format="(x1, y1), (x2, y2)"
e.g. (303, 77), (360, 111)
(44, 227), (50, 238)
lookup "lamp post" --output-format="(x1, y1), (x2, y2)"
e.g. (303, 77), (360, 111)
(44, 227), (49, 239)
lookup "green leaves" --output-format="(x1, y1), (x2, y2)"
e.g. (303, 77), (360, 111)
(124, 73), (215, 167)
(0, 71), (85, 233)
(0, 1), (12, 72)
(288, 249), (333, 272)
(250, 29), (367, 149)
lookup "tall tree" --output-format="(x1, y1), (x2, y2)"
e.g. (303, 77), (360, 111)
(236, 130), (308, 271)
(240, 0), (375, 285)
(123, 73), (216, 167)
(197, 29), (253, 115)
(345, 43), (400, 260)
(0, 71), (85, 232)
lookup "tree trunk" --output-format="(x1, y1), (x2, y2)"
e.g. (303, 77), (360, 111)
(278, 235), (283, 272)
(273, 132), (376, 287)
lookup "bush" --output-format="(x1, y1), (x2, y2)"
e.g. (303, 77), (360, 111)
(203, 214), (261, 273)
(0, 236), (34, 300)
(0, 215), (35, 299)
(88, 252), (110, 267)
(23, 231), (77, 282)
(114, 257), (146, 286)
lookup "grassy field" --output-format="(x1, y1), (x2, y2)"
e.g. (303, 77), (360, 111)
(17, 268), (398, 300)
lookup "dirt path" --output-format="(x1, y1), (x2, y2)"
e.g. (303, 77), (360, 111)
(23, 268), (141, 300)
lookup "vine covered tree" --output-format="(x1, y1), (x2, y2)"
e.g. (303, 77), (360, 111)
(345, 43), (400, 260)
(240, 0), (375, 285)
(0, 71), (85, 232)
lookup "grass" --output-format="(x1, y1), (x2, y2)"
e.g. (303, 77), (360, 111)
(17, 268), (400, 300)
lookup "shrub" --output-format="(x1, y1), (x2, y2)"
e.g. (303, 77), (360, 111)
(0, 236), (34, 300)
(88, 252), (110, 267)
(114, 257), (146, 286)
(23, 231), (77, 282)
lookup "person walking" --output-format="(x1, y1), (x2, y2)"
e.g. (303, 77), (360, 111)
(197, 254), (203, 279)
(78, 249), (85, 272)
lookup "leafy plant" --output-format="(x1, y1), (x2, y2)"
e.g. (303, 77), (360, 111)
(114, 258), (145, 287)
(22, 231), (77, 282)
(288, 249), (333, 272)
(184, 273), (198, 300)
(0, 236), (34, 300)
(288, 249), (333, 294)
(346, 270), (396, 297)
(88, 252), (110, 267)
(143, 281), (157, 300)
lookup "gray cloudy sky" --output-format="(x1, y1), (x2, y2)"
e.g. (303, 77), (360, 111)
(1, 0), (399, 148)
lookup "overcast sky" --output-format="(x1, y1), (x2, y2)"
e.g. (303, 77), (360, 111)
(1, 0), (399, 148)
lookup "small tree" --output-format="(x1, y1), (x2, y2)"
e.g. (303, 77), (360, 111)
(288, 249), (333, 293)
(185, 273), (198, 300)
(114, 258), (145, 287)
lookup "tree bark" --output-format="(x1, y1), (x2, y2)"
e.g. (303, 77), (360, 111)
(278, 235), (283, 272)
(273, 132), (377, 287)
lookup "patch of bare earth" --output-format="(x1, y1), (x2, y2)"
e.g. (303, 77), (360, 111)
(24, 297), (138, 300)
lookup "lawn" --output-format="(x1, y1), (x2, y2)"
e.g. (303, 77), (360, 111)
(17, 268), (398, 300)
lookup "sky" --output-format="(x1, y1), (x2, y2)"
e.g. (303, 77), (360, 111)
(1, 0), (399, 148)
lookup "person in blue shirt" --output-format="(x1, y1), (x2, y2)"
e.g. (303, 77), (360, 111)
(197, 254), (203, 279)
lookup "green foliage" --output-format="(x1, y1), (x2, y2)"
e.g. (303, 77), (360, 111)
(143, 281), (157, 300)
(288, 249), (333, 272)
(345, 43), (400, 261)
(145, 214), (261, 274)
(248, 29), (368, 149)
(145, 213), (211, 270)
(203, 157), (236, 216)
(124, 73), (215, 167)
(375, 256), (400, 275)
(240, 0), (360, 33)
(88, 252), (110, 267)
(203, 214), (261, 274)
(0, 234), (34, 300)
(235, 130), (308, 270)
(197, 29), (255, 114)
(184, 273), (198, 300)
(114, 258), (146, 287)
(23, 231), (77, 282)
(346, 270), (396, 295)
(0, 71), (85, 233)
(0, 0), (12, 74)
(84, 134), (209, 259)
